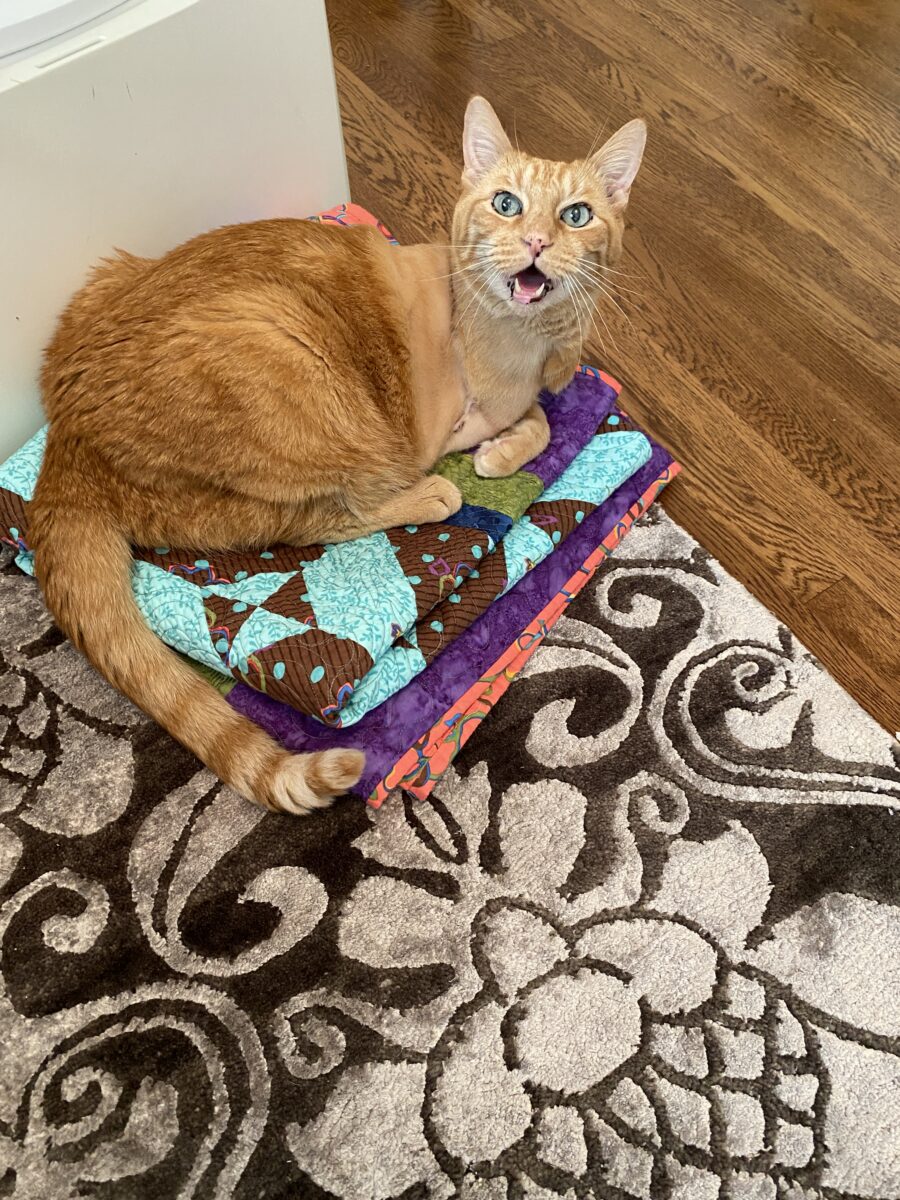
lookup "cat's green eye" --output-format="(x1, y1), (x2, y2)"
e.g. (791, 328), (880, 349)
(561, 203), (593, 228)
(492, 191), (523, 218)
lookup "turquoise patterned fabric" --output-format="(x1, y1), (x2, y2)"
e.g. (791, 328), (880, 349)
(301, 533), (419, 659)
(0, 426), (45, 503)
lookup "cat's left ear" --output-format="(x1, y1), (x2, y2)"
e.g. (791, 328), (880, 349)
(590, 119), (647, 212)
(462, 96), (513, 185)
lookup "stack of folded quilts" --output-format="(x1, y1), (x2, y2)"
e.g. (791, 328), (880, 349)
(0, 204), (680, 805)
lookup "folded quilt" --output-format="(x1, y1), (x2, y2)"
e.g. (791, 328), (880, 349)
(371, 460), (679, 805)
(225, 418), (678, 799)
(0, 369), (650, 726)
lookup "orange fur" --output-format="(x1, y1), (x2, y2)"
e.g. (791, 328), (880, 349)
(30, 98), (645, 814)
(447, 98), (646, 476)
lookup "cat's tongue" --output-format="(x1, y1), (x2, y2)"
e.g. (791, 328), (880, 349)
(512, 264), (549, 305)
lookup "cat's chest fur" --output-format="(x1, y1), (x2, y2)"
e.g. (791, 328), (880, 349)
(465, 321), (550, 417)
(392, 242), (576, 454)
(458, 301), (576, 433)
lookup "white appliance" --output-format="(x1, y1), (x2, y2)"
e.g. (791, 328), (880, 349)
(0, 0), (350, 460)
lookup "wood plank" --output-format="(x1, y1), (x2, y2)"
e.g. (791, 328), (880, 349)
(805, 577), (900, 732)
(609, 0), (899, 236)
(759, 0), (900, 77)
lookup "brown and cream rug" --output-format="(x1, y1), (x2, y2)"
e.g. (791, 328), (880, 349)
(1, 509), (898, 1200)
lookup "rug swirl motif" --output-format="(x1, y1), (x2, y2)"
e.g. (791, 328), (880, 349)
(1, 510), (898, 1199)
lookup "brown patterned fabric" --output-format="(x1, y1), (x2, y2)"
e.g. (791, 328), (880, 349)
(0, 489), (25, 547)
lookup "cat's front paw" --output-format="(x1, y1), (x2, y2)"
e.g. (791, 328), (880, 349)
(473, 437), (520, 479)
(415, 476), (463, 522)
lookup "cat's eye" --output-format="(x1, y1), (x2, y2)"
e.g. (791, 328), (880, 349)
(492, 191), (523, 218)
(561, 203), (593, 228)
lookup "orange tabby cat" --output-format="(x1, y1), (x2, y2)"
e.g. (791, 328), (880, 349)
(447, 97), (646, 475)
(29, 97), (645, 814)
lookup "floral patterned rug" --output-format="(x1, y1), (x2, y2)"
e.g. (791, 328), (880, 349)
(1, 509), (898, 1200)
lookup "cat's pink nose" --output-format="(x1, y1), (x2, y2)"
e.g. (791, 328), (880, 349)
(523, 235), (552, 258)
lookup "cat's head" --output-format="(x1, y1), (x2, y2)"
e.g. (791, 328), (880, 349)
(452, 96), (646, 310)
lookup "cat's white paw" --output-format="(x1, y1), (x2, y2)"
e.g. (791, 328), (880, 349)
(473, 438), (519, 478)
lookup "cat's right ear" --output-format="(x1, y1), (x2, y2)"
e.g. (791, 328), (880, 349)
(590, 119), (647, 213)
(462, 96), (513, 185)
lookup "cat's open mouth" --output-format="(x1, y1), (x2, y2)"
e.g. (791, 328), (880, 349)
(509, 264), (552, 305)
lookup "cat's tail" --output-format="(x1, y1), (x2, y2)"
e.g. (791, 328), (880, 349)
(28, 498), (364, 815)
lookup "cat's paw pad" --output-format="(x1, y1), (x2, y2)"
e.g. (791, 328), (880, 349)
(473, 438), (518, 478)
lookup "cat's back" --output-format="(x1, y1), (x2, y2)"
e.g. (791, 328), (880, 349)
(148, 217), (382, 287)
(38, 216), (431, 503)
(52, 218), (386, 327)
(41, 218), (401, 428)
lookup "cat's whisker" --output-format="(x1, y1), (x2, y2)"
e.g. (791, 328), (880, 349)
(566, 278), (588, 343)
(589, 289), (620, 354)
(424, 242), (498, 283)
(453, 266), (500, 333)
(574, 262), (645, 302)
(596, 284), (636, 329)
(570, 272), (617, 356)
(452, 284), (483, 332)
(575, 259), (636, 286)
(584, 113), (611, 161)
(566, 271), (588, 326)
(472, 268), (504, 325)
(570, 264), (636, 331)
(466, 271), (504, 332)
(598, 260), (655, 285)
(574, 281), (609, 356)
(423, 256), (491, 283)
(580, 276), (624, 348)
(565, 276), (604, 357)
(595, 288), (636, 333)
(577, 268), (641, 315)
(592, 263), (633, 276)
(578, 259), (647, 285)
(599, 280), (645, 298)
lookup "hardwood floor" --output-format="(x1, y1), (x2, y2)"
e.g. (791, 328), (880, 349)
(325, 0), (900, 732)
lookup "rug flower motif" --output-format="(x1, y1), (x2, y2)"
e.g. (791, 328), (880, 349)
(285, 759), (899, 1199)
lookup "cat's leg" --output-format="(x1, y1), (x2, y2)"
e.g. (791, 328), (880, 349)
(542, 346), (580, 396)
(361, 474), (463, 530)
(473, 403), (551, 479)
(442, 404), (508, 454)
(281, 475), (463, 545)
(129, 488), (303, 552)
(131, 472), (461, 551)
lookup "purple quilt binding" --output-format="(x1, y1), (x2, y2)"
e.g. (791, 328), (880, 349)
(227, 425), (674, 798)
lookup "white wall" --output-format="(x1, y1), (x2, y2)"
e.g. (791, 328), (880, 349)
(0, 0), (349, 461)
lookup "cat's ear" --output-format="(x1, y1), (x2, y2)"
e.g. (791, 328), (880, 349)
(590, 119), (647, 212)
(462, 96), (513, 184)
